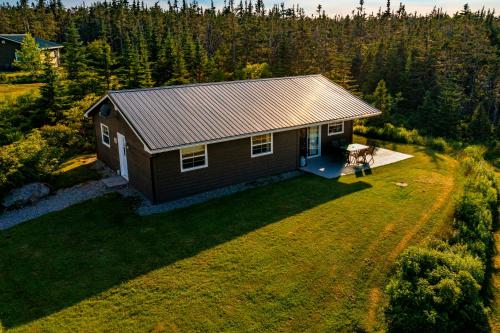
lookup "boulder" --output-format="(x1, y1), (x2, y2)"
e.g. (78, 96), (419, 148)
(2, 183), (51, 209)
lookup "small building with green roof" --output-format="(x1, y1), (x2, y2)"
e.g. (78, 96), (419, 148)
(0, 34), (63, 70)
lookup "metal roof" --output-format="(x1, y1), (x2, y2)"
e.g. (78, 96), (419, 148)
(0, 34), (63, 49)
(97, 75), (381, 153)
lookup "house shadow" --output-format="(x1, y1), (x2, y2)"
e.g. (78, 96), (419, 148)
(0, 175), (371, 329)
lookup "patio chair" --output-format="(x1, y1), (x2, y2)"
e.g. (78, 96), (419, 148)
(356, 148), (369, 164)
(365, 146), (376, 164)
(348, 149), (364, 165)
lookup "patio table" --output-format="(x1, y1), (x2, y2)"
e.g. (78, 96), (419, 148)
(341, 143), (369, 165)
(342, 143), (369, 152)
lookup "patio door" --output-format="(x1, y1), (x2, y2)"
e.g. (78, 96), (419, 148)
(307, 125), (321, 158)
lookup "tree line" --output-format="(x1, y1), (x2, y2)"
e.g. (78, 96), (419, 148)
(0, 0), (498, 142)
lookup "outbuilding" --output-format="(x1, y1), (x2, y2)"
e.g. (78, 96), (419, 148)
(0, 34), (63, 70)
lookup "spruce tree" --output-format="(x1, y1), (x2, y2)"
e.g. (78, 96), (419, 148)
(39, 51), (63, 122)
(64, 23), (87, 82)
(13, 33), (42, 76)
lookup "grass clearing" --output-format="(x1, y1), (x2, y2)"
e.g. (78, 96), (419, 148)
(0, 141), (460, 332)
(0, 83), (41, 101)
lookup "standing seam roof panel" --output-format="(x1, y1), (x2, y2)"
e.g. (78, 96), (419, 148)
(106, 75), (381, 151)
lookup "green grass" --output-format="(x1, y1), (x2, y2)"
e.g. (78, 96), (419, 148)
(50, 154), (100, 190)
(0, 83), (41, 101)
(0, 141), (460, 332)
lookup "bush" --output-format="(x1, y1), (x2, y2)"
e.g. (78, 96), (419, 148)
(426, 137), (447, 152)
(354, 123), (451, 152)
(453, 191), (493, 262)
(386, 245), (488, 333)
(385, 144), (498, 332)
(0, 130), (63, 197)
(354, 123), (425, 146)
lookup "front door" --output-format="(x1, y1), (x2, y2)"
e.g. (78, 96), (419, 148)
(117, 132), (129, 180)
(307, 125), (321, 158)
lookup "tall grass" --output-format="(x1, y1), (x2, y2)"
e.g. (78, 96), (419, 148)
(354, 123), (448, 152)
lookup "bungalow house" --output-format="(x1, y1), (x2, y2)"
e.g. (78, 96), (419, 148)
(0, 34), (63, 70)
(85, 75), (381, 203)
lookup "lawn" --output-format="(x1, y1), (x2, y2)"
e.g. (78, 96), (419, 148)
(0, 83), (41, 101)
(50, 154), (100, 190)
(0, 141), (460, 332)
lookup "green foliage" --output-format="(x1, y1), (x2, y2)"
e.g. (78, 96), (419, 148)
(13, 33), (42, 76)
(385, 143), (499, 333)
(87, 39), (115, 91)
(354, 123), (425, 145)
(0, 130), (63, 197)
(39, 51), (64, 120)
(236, 63), (272, 80)
(386, 244), (488, 333)
(453, 191), (493, 262)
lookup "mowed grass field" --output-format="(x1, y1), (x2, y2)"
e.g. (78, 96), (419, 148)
(0, 141), (460, 332)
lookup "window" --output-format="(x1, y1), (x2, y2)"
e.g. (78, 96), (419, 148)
(251, 133), (273, 157)
(327, 121), (344, 136)
(100, 123), (110, 147)
(180, 145), (207, 172)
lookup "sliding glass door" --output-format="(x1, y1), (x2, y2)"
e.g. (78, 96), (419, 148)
(307, 125), (321, 158)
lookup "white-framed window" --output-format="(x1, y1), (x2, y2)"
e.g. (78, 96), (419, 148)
(100, 123), (110, 147)
(180, 145), (208, 172)
(327, 121), (344, 136)
(251, 133), (273, 157)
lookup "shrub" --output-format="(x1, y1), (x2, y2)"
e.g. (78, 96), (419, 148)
(453, 191), (493, 262)
(426, 137), (447, 152)
(0, 130), (63, 197)
(385, 245), (488, 333)
(354, 123), (426, 146)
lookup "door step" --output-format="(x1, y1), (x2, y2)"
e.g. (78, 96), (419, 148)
(102, 176), (129, 188)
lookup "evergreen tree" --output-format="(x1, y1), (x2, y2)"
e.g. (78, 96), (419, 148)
(64, 23), (87, 82)
(154, 35), (176, 85)
(13, 33), (42, 76)
(39, 51), (63, 122)
(87, 39), (115, 91)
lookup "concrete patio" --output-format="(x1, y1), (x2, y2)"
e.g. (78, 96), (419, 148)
(300, 147), (413, 179)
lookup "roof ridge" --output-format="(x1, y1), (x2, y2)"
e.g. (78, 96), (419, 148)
(109, 74), (324, 94)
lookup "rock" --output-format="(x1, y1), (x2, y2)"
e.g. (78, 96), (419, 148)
(2, 183), (51, 209)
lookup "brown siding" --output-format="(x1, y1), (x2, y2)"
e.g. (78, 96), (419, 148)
(152, 130), (299, 202)
(92, 100), (154, 201)
(0, 39), (18, 69)
(321, 120), (353, 155)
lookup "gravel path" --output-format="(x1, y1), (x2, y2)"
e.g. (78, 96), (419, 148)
(0, 181), (135, 230)
(0, 171), (302, 230)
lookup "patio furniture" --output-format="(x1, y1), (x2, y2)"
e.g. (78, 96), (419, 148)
(342, 143), (369, 165)
(365, 146), (376, 164)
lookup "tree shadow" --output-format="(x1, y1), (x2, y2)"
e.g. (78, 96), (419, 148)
(0, 175), (371, 329)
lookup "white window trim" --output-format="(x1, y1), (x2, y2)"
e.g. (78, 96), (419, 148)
(327, 121), (344, 136)
(180, 145), (208, 172)
(100, 123), (110, 148)
(251, 133), (274, 158)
